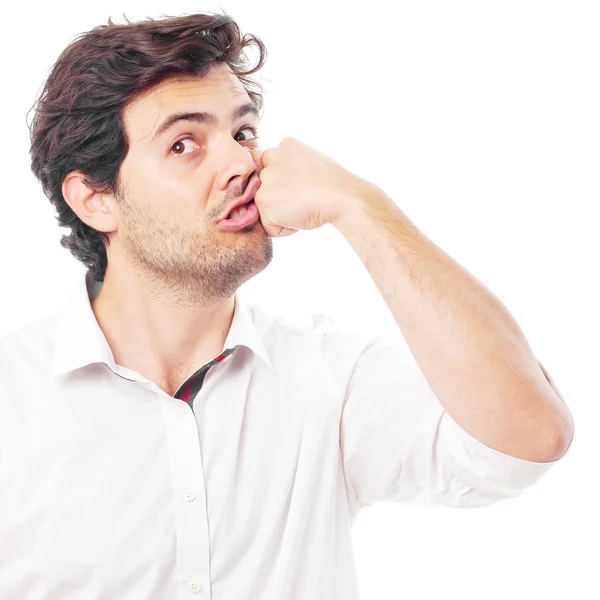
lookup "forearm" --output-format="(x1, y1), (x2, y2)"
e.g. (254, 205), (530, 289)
(331, 180), (573, 463)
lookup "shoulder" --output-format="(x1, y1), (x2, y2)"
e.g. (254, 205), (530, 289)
(249, 301), (407, 374)
(0, 315), (55, 380)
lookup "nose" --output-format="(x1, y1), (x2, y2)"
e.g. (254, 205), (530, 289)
(216, 141), (263, 193)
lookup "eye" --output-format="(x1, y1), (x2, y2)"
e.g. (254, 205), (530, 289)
(170, 126), (260, 157)
(170, 137), (198, 157)
(234, 126), (259, 142)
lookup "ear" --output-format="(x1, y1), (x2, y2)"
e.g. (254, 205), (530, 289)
(61, 171), (117, 233)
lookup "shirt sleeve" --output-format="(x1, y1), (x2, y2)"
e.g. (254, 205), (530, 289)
(338, 334), (571, 510)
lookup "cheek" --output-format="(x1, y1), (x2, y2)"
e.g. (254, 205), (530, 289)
(124, 159), (173, 205)
(135, 156), (214, 215)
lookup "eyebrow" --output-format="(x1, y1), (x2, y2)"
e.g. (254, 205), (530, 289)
(151, 102), (260, 143)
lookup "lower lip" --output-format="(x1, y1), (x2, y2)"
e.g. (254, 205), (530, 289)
(217, 201), (260, 231)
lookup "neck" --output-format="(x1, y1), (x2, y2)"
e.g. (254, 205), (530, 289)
(90, 267), (236, 392)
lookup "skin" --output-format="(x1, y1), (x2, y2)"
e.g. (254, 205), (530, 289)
(62, 63), (272, 396)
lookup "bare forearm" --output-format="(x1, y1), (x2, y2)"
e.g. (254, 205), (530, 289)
(331, 181), (573, 463)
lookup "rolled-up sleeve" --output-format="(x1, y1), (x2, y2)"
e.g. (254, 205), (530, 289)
(338, 334), (570, 510)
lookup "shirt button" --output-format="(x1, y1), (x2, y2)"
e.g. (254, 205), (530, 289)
(189, 580), (204, 594)
(184, 489), (196, 502)
(172, 401), (186, 417)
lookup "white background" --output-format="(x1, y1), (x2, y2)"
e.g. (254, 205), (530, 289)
(1, 1), (598, 598)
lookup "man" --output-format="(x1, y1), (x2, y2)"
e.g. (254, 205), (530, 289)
(0, 11), (573, 600)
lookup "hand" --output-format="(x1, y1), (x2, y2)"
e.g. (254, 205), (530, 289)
(249, 137), (360, 238)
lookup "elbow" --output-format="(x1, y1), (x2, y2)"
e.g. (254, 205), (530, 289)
(543, 409), (574, 462)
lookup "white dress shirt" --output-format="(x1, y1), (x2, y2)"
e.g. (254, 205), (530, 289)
(0, 269), (569, 599)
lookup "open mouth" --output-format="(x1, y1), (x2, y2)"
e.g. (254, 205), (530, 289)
(226, 200), (254, 220)
(218, 199), (259, 231)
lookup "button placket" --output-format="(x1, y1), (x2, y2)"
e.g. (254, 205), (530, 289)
(161, 392), (210, 600)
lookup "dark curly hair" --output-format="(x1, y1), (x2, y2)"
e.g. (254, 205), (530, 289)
(27, 10), (268, 282)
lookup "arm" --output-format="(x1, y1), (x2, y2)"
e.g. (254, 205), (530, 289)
(330, 180), (574, 463)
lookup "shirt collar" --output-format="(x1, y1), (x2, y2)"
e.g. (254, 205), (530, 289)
(50, 269), (273, 378)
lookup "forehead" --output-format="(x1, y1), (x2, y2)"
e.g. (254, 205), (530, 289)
(123, 63), (251, 144)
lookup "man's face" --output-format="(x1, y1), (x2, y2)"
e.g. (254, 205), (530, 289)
(109, 62), (272, 299)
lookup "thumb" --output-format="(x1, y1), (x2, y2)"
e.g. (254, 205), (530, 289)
(249, 146), (265, 173)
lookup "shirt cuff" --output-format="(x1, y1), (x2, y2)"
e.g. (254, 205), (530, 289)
(440, 411), (563, 499)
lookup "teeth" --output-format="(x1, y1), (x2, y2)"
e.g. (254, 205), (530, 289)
(229, 204), (248, 219)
